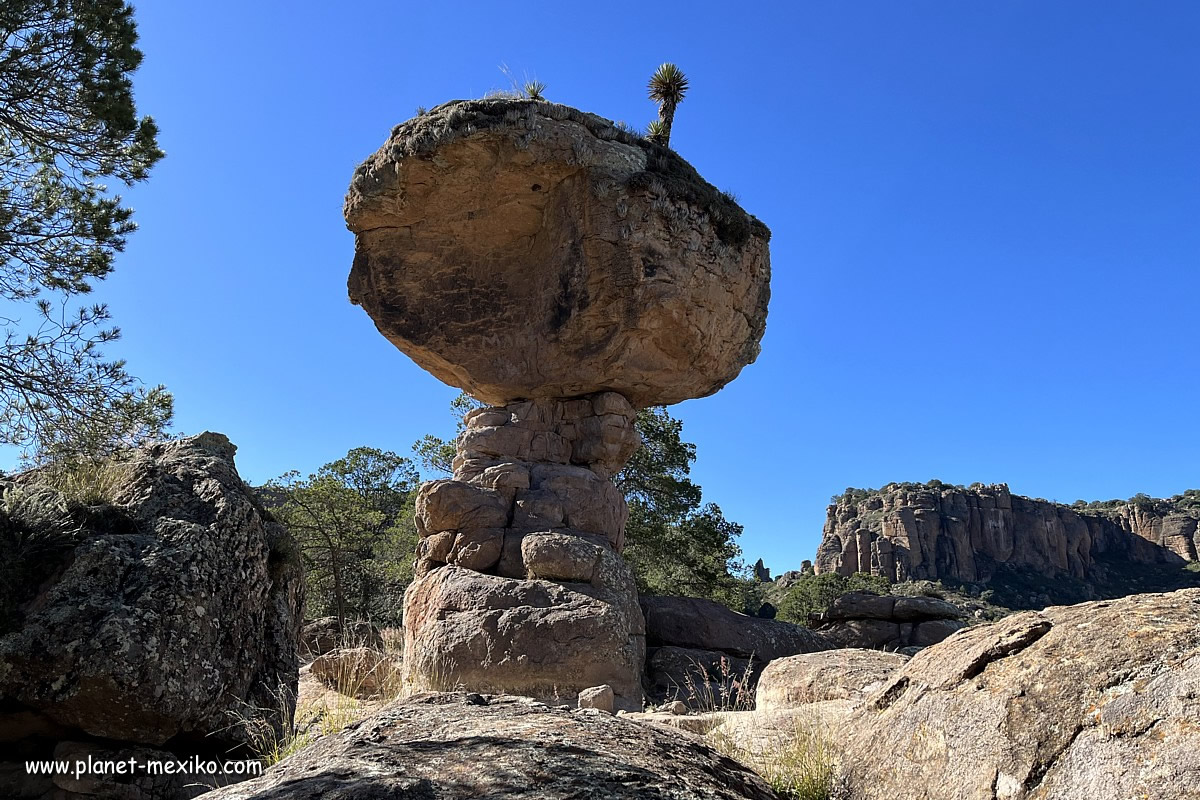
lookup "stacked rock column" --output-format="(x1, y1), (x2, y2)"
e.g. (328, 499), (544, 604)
(403, 392), (647, 708)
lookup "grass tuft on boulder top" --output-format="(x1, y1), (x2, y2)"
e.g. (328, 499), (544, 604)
(350, 98), (770, 248)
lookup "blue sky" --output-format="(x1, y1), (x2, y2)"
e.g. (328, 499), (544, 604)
(26, 1), (1200, 572)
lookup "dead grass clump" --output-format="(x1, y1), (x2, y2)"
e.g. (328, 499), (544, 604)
(709, 720), (842, 800)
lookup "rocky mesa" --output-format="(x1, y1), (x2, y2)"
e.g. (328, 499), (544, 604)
(815, 482), (1200, 604)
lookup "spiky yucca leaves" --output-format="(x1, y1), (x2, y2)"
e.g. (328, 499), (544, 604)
(647, 62), (689, 146)
(645, 120), (669, 145)
(523, 80), (547, 101)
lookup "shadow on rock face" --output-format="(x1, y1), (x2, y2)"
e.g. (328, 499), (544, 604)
(200, 692), (780, 800)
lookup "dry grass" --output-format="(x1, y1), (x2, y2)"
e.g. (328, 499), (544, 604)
(709, 719), (842, 800)
(39, 458), (132, 506)
(239, 623), (404, 767)
(672, 655), (756, 712)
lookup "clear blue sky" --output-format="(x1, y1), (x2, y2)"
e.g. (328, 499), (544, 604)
(38, 1), (1200, 572)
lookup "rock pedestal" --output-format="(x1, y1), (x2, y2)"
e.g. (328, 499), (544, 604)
(403, 393), (645, 708)
(345, 98), (771, 711)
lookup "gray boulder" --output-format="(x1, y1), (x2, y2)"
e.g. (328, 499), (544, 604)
(640, 594), (832, 706)
(0, 433), (303, 755)
(811, 591), (966, 650)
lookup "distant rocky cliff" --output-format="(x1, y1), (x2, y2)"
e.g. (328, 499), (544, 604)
(814, 483), (1199, 604)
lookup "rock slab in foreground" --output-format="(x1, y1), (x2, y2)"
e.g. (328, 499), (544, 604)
(838, 588), (1200, 800)
(345, 98), (771, 408)
(200, 692), (781, 800)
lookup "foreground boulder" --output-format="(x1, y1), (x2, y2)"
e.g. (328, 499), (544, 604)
(0, 433), (303, 797)
(345, 98), (771, 409)
(838, 588), (1200, 799)
(810, 591), (966, 650)
(756, 649), (909, 709)
(640, 595), (832, 704)
(200, 692), (781, 800)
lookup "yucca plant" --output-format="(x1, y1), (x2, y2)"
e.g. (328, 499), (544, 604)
(647, 62), (688, 146)
(523, 80), (547, 101)
(645, 119), (668, 144)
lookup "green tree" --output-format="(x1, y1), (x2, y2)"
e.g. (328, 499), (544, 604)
(0, 1), (169, 460)
(646, 62), (688, 146)
(266, 448), (419, 627)
(777, 572), (892, 625)
(614, 407), (752, 607)
(415, 395), (751, 608)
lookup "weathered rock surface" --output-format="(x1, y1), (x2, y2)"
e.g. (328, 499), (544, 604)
(345, 98), (771, 408)
(642, 595), (833, 661)
(756, 649), (909, 709)
(0, 433), (302, 754)
(200, 692), (781, 800)
(809, 590), (966, 650)
(838, 588), (1200, 800)
(641, 595), (832, 704)
(815, 483), (1200, 604)
(403, 563), (645, 710)
(404, 394), (646, 709)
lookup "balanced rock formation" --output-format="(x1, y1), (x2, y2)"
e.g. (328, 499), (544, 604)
(640, 594), (831, 704)
(0, 433), (303, 798)
(809, 591), (966, 650)
(838, 588), (1200, 800)
(345, 99), (771, 711)
(201, 692), (780, 800)
(815, 482), (1199, 603)
(345, 98), (771, 408)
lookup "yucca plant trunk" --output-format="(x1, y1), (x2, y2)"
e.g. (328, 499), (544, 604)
(658, 103), (677, 145)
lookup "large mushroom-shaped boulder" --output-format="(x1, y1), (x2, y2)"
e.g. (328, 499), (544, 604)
(344, 98), (771, 408)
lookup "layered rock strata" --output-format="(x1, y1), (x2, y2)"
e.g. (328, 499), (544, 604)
(816, 483), (1198, 586)
(403, 394), (646, 708)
